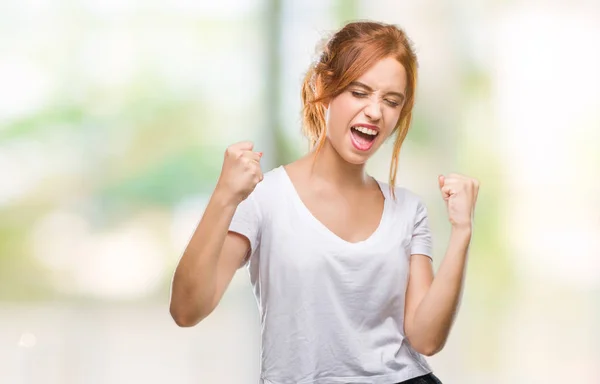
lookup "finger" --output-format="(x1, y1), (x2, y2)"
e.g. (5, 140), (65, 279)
(242, 151), (262, 163)
(445, 178), (475, 193)
(225, 141), (254, 159)
(438, 175), (445, 190)
(232, 141), (254, 151)
(441, 185), (453, 200)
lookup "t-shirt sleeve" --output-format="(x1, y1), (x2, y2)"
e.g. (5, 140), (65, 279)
(410, 198), (433, 259)
(228, 193), (262, 267)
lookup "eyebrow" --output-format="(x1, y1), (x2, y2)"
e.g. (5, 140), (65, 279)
(349, 81), (405, 102)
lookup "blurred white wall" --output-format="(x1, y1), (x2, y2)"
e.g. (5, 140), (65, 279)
(1, 0), (598, 383)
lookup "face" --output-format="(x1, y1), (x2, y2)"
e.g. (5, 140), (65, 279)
(324, 56), (407, 164)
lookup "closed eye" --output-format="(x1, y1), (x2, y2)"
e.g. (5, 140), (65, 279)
(351, 91), (368, 98)
(385, 99), (400, 108)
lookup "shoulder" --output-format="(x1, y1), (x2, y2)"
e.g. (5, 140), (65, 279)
(246, 165), (287, 208)
(377, 180), (424, 207)
(397, 187), (427, 209)
(377, 180), (430, 223)
(253, 166), (285, 194)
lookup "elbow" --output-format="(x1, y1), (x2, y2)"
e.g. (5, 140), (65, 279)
(169, 285), (217, 327)
(413, 340), (446, 357)
(406, 333), (446, 357)
(170, 308), (198, 327)
(169, 303), (207, 328)
(171, 314), (199, 328)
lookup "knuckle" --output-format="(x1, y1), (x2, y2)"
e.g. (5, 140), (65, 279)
(225, 146), (236, 156)
(238, 140), (253, 150)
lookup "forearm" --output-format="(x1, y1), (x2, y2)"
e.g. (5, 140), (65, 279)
(410, 226), (472, 354)
(170, 189), (238, 322)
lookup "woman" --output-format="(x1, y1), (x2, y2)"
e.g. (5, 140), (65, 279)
(170, 20), (479, 384)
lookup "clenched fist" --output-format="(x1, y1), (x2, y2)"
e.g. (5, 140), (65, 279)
(216, 141), (264, 206)
(438, 173), (480, 229)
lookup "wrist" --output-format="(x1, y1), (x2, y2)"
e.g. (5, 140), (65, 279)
(212, 185), (240, 210)
(450, 223), (472, 235)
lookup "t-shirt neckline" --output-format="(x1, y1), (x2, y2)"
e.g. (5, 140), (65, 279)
(277, 165), (390, 250)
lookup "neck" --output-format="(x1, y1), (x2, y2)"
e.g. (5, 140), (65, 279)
(304, 139), (370, 189)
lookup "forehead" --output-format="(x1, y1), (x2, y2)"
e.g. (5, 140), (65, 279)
(355, 56), (407, 92)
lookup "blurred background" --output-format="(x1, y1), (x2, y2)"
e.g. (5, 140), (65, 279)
(1, 0), (599, 383)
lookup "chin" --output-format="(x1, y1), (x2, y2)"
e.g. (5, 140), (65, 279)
(342, 151), (370, 165)
(346, 140), (381, 165)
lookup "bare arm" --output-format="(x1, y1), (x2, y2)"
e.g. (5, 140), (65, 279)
(169, 141), (263, 327)
(169, 190), (249, 327)
(404, 173), (478, 355)
(404, 227), (471, 356)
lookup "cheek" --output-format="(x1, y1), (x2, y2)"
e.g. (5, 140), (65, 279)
(384, 109), (403, 132)
(325, 111), (341, 137)
(326, 101), (356, 135)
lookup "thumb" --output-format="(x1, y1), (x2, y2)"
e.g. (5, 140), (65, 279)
(438, 175), (445, 190)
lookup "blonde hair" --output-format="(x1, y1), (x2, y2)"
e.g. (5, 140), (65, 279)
(301, 21), (418, 196)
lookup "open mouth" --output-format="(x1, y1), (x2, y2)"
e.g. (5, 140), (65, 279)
(350, 125), (378, 151)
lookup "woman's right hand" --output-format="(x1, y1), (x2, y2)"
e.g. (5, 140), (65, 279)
(171, 140), (262, 326)
(215, 141), (263, 205)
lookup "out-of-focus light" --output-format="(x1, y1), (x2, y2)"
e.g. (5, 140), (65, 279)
(31, 210), (89, 271)
(79, 32), (138, 88)
(31, 209), (168, 299)
(74, 224), (166, 299)
(79, 0), (258, 17)
(0, 140), (52, 205)
(17, 332), (37, 348)
(0, 56), (52, 123)
(494, 6), (600, 290)
(0, 134), (90, 207)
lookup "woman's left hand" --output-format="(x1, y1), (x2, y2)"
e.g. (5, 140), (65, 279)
(438, 173), (480, 229)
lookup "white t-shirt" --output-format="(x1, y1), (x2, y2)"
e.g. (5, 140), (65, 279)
(229, 166), (434, 384)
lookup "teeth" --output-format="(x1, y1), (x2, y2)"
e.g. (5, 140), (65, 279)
(353, 126), (378, 136)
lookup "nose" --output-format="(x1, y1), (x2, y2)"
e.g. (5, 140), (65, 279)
(363, 97), (382, 121)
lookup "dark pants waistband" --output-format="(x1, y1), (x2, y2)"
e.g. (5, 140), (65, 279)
(397, 372), (443, 384)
